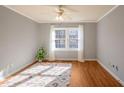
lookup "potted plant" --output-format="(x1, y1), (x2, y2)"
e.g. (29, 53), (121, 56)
(36, 47), (47, 62)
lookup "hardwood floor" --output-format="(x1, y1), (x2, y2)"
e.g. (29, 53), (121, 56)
(43, 61), (122, 87)
(0, 61), (122, 87)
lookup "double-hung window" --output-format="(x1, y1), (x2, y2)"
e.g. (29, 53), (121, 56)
(55, 29), (66, 48)
(54, 28), (79, 50)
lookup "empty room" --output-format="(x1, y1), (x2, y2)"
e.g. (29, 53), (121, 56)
(0, 5), (124, 87)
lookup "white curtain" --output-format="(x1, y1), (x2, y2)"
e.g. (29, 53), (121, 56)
(49, 25), (55, 61)
(0, 70), (4, 80)
(78, 25), (84, 62)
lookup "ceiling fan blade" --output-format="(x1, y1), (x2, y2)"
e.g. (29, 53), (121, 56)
(62, 6), (78, 13)
(48, 5), (77, 21)
(62, 14), (72, 20)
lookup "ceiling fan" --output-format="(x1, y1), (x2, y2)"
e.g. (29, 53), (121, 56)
(55, 5), (64, 21)
(55, 5), (75, 21)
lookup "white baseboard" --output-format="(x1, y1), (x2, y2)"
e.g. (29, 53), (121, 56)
(85, 59), (97, 61)
(5, 61), (35, 78)
(55, 58), (78, 61)
(97, 59), (124, 86)
(46, 58), (97, 62)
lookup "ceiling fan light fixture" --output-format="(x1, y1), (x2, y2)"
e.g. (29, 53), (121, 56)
(56, 15), (63, 21)
(55, 5), (64, 21)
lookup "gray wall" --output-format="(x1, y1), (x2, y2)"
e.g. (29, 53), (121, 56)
(0, 5), (97, 78)
(1, 5), (124, 82)
(0, 6), (40, 77)
(97, 6), (124, 82)
(84, 23), (97, 59)
(39, 23), (97, 60)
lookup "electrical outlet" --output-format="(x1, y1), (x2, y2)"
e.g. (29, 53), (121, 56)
(112, 65), (115, 68)
(115, 65), (119, 71)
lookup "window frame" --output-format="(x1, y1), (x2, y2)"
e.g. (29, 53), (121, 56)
(53, 27), (79, 51)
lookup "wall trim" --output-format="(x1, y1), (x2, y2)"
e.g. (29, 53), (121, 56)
(85, 59), (97, 61)
(3, 6), (97, 23)
(54, 58), (78, 61)
(45, 58), (85, 62)
(0, 61), (36, 83)
(3, 5), (119, 24)
(97, 5), (119, 22)
(3, 5), (39, 23)
(6, 61), (36, 77)
(46, 58), (97, 62)
(97, 59), (124, 86)
(39, 21), (97, 23)
(0, 61), (36, 84)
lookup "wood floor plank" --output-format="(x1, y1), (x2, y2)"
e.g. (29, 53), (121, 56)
(70, 61), (122, 87)
(0, 61), (122, 87)
(44, 61), (122, 87)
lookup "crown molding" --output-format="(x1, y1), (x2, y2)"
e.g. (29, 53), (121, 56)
(38, 20), (97, 23)
(3, 5), (40, 23)
(4, 5), (116, 24)
(3, 5), (97, 23)
(97, 5), (119, 22)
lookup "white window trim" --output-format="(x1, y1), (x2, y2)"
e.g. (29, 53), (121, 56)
(53, 27), (79, 51)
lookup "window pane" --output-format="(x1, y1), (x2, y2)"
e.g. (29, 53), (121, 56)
(55, 30), (65, 39)
(55, 40), (65, 48)
(54, 28), (79, 49)
(68, 29), (78, 48)
(68, 29), (78, 39)
(69, 39), (78, 48)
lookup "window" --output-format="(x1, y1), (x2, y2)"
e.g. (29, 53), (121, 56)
(55, 30), (65, 48)
(54, 28), (79, 50)
(68, 29), (78, 48)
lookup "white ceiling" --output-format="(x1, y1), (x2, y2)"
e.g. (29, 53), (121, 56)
(6, 5), (115, 23)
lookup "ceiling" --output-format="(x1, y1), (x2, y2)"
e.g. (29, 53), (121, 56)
(6, 5), (115, 23)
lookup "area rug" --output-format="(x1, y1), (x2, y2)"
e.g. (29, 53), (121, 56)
(0, 63), (72, 87)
